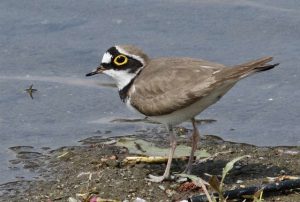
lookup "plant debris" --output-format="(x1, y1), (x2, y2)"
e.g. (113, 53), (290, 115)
(1, 128), (299, 201)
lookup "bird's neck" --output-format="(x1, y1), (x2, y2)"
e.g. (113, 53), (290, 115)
(103, 68), (143, 102)
(118, 78), (135, 102)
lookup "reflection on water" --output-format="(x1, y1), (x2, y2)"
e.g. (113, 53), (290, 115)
(0, 75), (122, 184)
(0, 75), (116, 89)
(110, 118), (159, 124)
(7, 145), (50, 182)
(110, 118), (217, 125)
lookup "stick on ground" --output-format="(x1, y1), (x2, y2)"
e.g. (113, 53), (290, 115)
(188, 179), (300, 202)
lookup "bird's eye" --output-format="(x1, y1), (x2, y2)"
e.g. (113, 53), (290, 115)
(113, 55), (128, 66)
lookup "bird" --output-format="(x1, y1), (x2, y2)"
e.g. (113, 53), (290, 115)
(25, 84), (38, 99)
(86, 45), (279, 182)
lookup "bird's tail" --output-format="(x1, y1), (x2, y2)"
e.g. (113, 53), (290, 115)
(222, 57), (279, 80)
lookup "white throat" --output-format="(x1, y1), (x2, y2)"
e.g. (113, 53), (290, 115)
(103, 69), (137, 90)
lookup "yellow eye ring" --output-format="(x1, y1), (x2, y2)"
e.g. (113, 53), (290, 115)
(113, 55), (128, 66)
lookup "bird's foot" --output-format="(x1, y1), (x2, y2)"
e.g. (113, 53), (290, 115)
(146, 174), (173, 182)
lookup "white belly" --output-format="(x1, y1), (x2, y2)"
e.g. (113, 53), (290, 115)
(148, 83), (235, 126)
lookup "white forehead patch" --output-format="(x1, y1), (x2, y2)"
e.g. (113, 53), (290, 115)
(115, 46), (145, 65)
(101, 52), (112, 64)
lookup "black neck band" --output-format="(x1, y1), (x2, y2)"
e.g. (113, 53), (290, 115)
(118, 78), (135, 102)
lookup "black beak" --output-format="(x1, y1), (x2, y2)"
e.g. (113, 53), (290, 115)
(86, 65), (105, 77)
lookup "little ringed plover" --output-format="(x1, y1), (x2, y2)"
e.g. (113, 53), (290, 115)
(86, 45), (279, 182)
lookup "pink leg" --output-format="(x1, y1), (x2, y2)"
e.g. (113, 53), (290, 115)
(147, 126), (177, 182)
(184, 118), (200, 174)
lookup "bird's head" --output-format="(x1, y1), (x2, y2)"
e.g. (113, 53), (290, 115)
(86, 45), (149, 90)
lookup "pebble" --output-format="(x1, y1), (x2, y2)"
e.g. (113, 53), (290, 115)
(133, 197), (146, 202)
(106, 159), (119, 167)
(278, 149), (299, 155)
(169, 184), (179, 189)
(129, 188), (136, 193)
(68, 197), (80, 202)
(158, 185), (165, 191)
(176, 177), (188, 183)
(236, 179), (243, 184)
(221, 145), (227, 149)
(165, 189), (176, 197)
(235, 165), (242, 169)
(103, 139), (117, 145)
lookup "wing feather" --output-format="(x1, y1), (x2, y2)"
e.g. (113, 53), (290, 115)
(129, 56), (276, 116)
(130, 57), (225, 116)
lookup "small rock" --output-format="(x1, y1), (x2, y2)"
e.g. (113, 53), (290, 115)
(285, 150), (299, 155)
(165, 189), (176, 197)
(129, 188), (136, 193)
(231, 185), (237, 190)
(221, 145), (227, 149)
(158, 185), (165, 191)
(235, 165), (242, 169)
(133, 197), (146, 202)
(68, 197), (80, 202)
(280, 170), (286, 174)
(103, 139), (117, 145)
(236, 180), (243, 184)
(170, 184), (179, 189)
(106, 159), (119, 167)
(176, 177), (188, 183)
(57, 151), (73, 160)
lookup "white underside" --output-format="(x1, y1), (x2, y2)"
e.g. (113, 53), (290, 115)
(147, 82), (236, 126)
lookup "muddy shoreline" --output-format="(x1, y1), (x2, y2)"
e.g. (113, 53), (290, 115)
(1, 127), (299, 202)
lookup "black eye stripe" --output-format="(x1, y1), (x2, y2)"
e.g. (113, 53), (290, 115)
(102, 46), (143, 73)
(106, 47), (141, 64)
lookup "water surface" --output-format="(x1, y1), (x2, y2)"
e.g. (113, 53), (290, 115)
(0, 0), (299, 184)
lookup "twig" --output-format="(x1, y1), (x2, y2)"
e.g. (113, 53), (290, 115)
(198, 178), (214, 202)
(187, 179), (300, 202)
(123, 156), (188, 164)
(195, 150), (232, 164)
